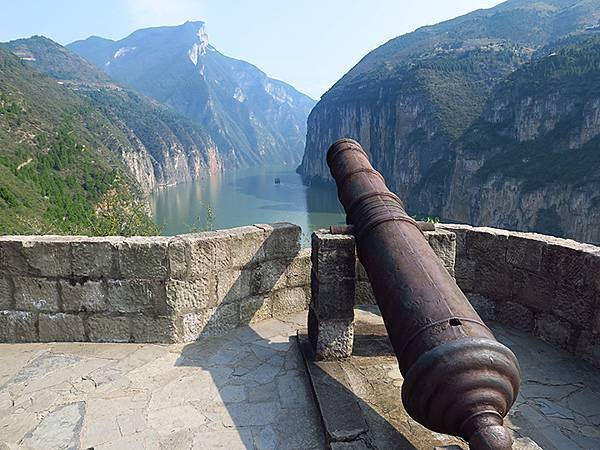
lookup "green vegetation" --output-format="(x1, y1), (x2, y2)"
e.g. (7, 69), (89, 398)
(0, 47), (157, 236)
(502, 34), (600, 96)
(472, 34), (600, 191)
(187, 203), (216, 233)
(2, 36), (111, 84)
(415, 46), (525, 139)
(83, 88), (214, 168)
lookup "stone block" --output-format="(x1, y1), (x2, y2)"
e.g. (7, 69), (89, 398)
(39, 313), (85, 342)
(61, 280), (107, 313)
(200, 303), (240, 337)
(356, 261), (369, 282)
(511, 269), (555, 312)
(284, 249), (311, 288)
(593, 304), (600, 335)
(166, 278), (215, 313)
(472, 252), (513, 303)
(541, 242), (589, 289)
(87, 315), (131, 343)
(0, 239), (29, 274)
(131, 315), (178, 343)
(440, 225), (469, 255)
(496, 301), (535, 332)
(535, 314), (575, 350)
(71, 238), (120, 279)
(467, 294), (496, 322)
(272, 287), (309, 317)
(188, 226), (268, 274)
(186, 231), (226, 275)
(355, 281), (376, 305)
(552, 282), (596, 326)
(256, 223), (301, 262)
(576, 330), (600, 368)
(308, 307), (353, 360)
(19, 237), (73, 277)
(312, 276), (355, 319)
(426, 229), (456, 277)
(506, 235), (544, 272)
(311, 232), (355, 283)
(0, 310), (37, 342)
(453, 254), (477, 293)
(177, 312), (210, 342)
(0, 276), (12, 309)
(217, 269), (252, 304)
(465, 227), (509, 261)
(106, 279), (166, 314)
(222, 226), (269, 269)
(586, 251), (600, 294)
(14, 277), (60, 312)
(252, 258), (289, 294)
(119, 237), (169, 279)
(443, 226), (526, 295)
(239, 296), (272, 325)
(168, 238), (189, 280)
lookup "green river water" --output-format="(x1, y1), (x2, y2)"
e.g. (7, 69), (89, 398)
(150, 166), (346, 245)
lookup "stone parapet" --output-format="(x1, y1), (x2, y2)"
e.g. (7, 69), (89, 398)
(0, 223), (309, 343)
(441, 224), (600, 368)
(309, 227), (456, 360)
(309, 231), (356, 359)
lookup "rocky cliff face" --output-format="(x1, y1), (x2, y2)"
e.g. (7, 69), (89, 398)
(444, 34), (600, 243)
(69, 22), (315, 169)
(302, 81), (447, 199)
(300, 0), (600, 242)
(3, 36), (223, 193)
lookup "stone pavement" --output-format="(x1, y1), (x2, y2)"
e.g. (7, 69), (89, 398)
(1, 309), (600, 450)
(306, 306), (600, 450)
(0, 312), (324, 450)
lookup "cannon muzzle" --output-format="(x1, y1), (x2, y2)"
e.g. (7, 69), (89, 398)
(327, 138), (520, 450)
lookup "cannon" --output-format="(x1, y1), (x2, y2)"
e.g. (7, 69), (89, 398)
(327, 139), (520, 450)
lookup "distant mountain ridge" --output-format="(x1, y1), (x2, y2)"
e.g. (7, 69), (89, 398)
(0, 46), (158, 235)
(2, 36), (222, 193)
(68, 21), (316, 168)
(298, 0), (600, 243)
(442, 33), (600, 243)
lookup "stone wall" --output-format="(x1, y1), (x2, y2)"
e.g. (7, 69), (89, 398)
(441, 224), (600, 368)
(309, 227), (457, 360)
(0, 223), (309, 344)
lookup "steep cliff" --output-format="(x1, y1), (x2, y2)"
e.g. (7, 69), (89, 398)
(0, 47), (157, 235)
(69, 21), (315, 168)
(444, 34), (600, 243)
(3, 36), (222, 192)
(299, 0), (600, 212)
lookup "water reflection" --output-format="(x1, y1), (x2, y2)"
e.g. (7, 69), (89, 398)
(150, 166), (346, 244)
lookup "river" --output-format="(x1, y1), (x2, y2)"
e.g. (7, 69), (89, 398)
(150, 166), (346, 245)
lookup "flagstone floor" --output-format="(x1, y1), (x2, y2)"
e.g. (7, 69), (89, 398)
(0, 309), (599, 450)
(0, 312), (324, 450)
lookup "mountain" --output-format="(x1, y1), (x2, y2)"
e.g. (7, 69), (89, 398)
(442, 33), (600, 243)
(3, 36), (222, 193)
(68, 21), (316, 168)
(298, 0), (600, 242)
(0, 46), (157, 235)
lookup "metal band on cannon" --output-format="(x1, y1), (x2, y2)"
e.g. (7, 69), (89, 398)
(327, 138), (521, 450)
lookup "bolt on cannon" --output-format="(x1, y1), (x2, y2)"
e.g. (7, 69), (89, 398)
(326, 138), (521, 450)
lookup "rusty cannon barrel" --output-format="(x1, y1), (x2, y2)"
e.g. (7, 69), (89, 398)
(327, 138), (520, 450)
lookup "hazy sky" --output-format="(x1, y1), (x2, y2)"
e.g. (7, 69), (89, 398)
(1, 0), (504, 98)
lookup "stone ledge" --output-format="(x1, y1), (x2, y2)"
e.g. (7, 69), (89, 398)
(0, 223), (306, 343)
(443, 224), (600, 368)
